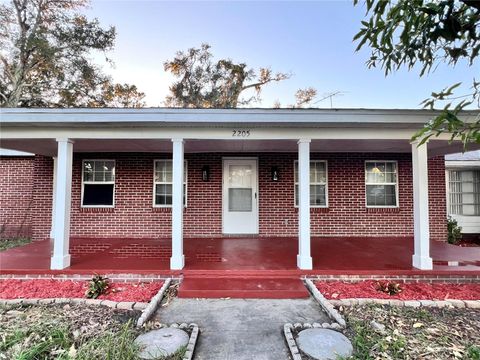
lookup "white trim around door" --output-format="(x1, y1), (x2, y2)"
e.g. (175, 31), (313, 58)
(222, 157), (259, 234)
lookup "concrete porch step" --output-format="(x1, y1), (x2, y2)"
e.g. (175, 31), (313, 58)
(177, 276), (310, 299)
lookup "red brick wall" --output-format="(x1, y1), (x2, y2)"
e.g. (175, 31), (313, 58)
(259, 153), (446, 241)
(22, 152), (447, 241)
(0, 156), (35, 238)
(67, 153), (224, 239)
(30, 156), (54, 242)
(428, 156), (448, 241)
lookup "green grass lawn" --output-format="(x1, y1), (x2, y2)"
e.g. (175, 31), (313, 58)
(0, 237), (32, 251)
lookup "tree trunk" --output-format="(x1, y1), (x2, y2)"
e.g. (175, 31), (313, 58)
(4, 66), (26, 107)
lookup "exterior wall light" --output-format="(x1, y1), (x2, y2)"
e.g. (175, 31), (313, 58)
(202, 165), (210, 182)
(271, 166), (279, 181)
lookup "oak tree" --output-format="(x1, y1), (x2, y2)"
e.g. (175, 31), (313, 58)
(0, 0), (145, 107)
(164, 43), (290, 108)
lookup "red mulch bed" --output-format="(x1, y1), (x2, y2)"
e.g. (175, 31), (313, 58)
(316, 280), (480, 300)
(0, 279), (163, 302)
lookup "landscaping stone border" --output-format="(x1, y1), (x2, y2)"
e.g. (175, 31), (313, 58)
(136, 278), (172, 328)
(283, 323), (302, 360)
(284, 322), (344, 360)
(149, 323), (199, 360)
(328, 298), (480, 308)
(0, 297), (149, 310)
(304, 277), (480, 309)
(0, 273), (177, 282)
(304, 278), (346, 328)
(306, 274), (480, 283)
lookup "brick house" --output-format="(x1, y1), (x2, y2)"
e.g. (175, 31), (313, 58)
(1, 108), (478, 271)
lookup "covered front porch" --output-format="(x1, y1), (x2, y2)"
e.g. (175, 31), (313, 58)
(2, 108), (479, 273)
(1, 236), (479, 275)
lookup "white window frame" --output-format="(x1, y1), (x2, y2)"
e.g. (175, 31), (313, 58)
(81, 159), (116, 208)
(446, 169), (480, 216)
(294, 160), (328, 208)
(153, 159), (188, 208)
(365, 160), (399, 208)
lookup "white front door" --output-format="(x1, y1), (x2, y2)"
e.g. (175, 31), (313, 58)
(223, 158), (258, 234)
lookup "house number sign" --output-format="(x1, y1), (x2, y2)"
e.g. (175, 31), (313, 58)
(232, 129), (251, 137)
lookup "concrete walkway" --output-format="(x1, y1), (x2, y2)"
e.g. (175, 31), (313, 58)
(153, 297), (330, 360)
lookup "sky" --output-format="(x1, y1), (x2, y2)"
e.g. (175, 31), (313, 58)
(85, 0), (477, 108)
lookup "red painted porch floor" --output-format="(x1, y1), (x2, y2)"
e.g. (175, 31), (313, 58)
(1, 236), (479, 275)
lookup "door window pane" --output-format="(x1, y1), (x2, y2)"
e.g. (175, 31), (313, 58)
(228, 188), (252, 212)
(228, 165), (252, 188)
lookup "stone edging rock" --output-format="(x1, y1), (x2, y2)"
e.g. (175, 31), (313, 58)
(304, 278), (346, 328)
(284, 322), (344, 360)
(328, 298), (480, 309)
(284, 323), (302, 360)
(153, 323), (199, 360)
(136, 278), (172, 328)
(0, 297), (148, 310)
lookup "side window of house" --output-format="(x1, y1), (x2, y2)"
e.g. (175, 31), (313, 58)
(294, 160), (328, 207)
(448, 170), (480, 216)
(154, 160), (187, 207)
(365, 161), (398, 207)
(82, 160), (115, 207)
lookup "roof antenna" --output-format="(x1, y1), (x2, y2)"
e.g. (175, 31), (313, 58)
(313, 91), (346, 108)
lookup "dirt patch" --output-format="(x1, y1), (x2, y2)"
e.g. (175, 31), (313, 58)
(340, 304), (480, 359)
(316, 280), (480, 300)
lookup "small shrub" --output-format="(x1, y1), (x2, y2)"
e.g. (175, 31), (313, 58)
(468, 345), (480, 360)
(376, 281), (402, 296)
(85, 275), (109, 299)
(0, 237), (32, 251)
(447, 216), (462, 245)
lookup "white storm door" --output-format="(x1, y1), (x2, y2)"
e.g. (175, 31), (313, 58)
(223, 158), (258, 234)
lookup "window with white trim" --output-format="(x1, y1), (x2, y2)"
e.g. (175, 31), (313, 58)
(365, 161), (398, 207)
(294, 160), (328, 207)
(82, 160), (115, 207)
(154, 160), (187, 207)
(448, 170), (480, 216)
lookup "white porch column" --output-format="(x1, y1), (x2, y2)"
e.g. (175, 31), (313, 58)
(49, 156), (57, 239)
(50, 139), (73, 270)
(411, 141), (433, 270)
(297, 139), (313, 270)
(170, 138), (185, 270)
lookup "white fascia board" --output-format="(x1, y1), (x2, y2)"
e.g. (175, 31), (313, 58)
(445, 160), (480, 168)
(1, 107), (478, 127)
(0, 148), (34, 156)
